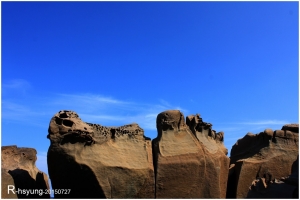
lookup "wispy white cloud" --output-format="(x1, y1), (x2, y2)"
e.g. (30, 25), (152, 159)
(54, 94), (185, 130)
(2, 79), (31, 90)
(56, 94), (130, 105)
(2, 91), (186, 132)
(236, 120), (292, 125)
(49, 93), (135, 114)
(2, 79), (32, 97)
(80, 114), (126, 122)
(1, 100), (50, 127)
(2, 101), (31, 113)
(215, 120), (295, 151)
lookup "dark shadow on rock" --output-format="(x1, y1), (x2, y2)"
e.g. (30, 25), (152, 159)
(291, 155), (299, 174)
(226, 167), (238, 198)
(226, 133), (273, 198)
(35, 172), (50, 198)
(8, 169), (50, 198)
(291, 156), (299, 199)
(48, 147), (106, 198)
(229, 133), (271, 164)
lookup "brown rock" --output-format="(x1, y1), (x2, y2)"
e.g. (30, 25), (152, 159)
(282, 123), (299, 133)
(47, 110), (154, 198)
(152, 110), (229, 198)
(247, 156), (299, 198)
(1, 145), (50, 198)
(227, 124), (299, 198)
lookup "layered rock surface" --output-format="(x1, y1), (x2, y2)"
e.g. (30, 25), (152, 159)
(1, 145), (50, 198)
(47, 110), (154, 198)
(152, 110), (229, 198)
(227, 124), (299, 198)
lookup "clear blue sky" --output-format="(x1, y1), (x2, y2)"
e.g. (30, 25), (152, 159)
(1, 1), (299, 176)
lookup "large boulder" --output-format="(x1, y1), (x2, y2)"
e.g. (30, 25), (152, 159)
(227, 124), (299, 198)
(152, 110), (229, 198)
(47, 110), (154, 198)
(1, 145), (50, 198)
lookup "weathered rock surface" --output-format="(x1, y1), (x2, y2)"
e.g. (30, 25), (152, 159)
(246, 156), (299, 198)
(47, 110), (154, 198)
(1, 145), (50, 198)
(152, 110), (229, 198)
(227, 124), (299, 198)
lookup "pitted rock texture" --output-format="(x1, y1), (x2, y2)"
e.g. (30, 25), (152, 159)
(47, 110), (154, 198)
(1, 145), (50, 198)
(152, 110), (229, 198)
(227, 124), (299, 198)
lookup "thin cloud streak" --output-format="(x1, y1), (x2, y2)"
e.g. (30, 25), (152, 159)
(57, 94), (130, 105)
(2, 92), (187, 132)
(236, 120), (292, 125)
(216, 120), (293, 151)
(1, 101), (50, 127)
(51, 93), (188, 129)
(217, 120), (292, 126)
(80, 114), (126, 122)
(2, 79), (31, 89)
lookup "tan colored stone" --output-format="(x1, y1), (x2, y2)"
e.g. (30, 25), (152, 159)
(1, 146), (50, 198)
(153, 110), (229, 198)
(47, 110), (154, 198)
(227, 125), (299, 198)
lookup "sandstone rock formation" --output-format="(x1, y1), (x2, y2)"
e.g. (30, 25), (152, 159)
(227, 124), (299, 198)
(47, 110), (154, 198)
(246, 156), (299, 198)
(1, 145), (50, 198)
(152, 110), (229, 198)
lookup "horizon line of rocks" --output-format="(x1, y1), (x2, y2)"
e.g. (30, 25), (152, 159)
(1, 109), (298, 198)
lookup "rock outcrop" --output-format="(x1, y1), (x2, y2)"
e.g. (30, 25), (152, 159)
(152, 110), (229, 198)
(1, 145), (50, 198)
(227, 124), (299, 198)
(246, 156), (299, 198)
(47, 110), (154, 198)
(47, 109), (297, 198)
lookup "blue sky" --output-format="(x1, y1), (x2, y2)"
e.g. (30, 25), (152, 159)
(1, 1), (299, 176)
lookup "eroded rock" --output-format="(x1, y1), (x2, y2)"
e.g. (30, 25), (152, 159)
(227, 124), (299, 198)
(247, 156), (299, 198)
(47, 110), (154, 198)
(152, 110), (229, 198)
(1, 145), (50, 198)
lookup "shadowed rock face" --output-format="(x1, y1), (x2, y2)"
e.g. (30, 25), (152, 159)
(246, 156), (299, 198)
(1, 146), (50, 198)
(152, 110), (229, 198)
(227, 124), (299, 198)
(47, 110), (154, 198)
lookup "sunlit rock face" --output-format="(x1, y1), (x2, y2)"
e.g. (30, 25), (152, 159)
(1, 145), (50, 198)
(152, 110), (229, 198)
(227, 124), (299, 198)
(47, 110), (154, 198)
